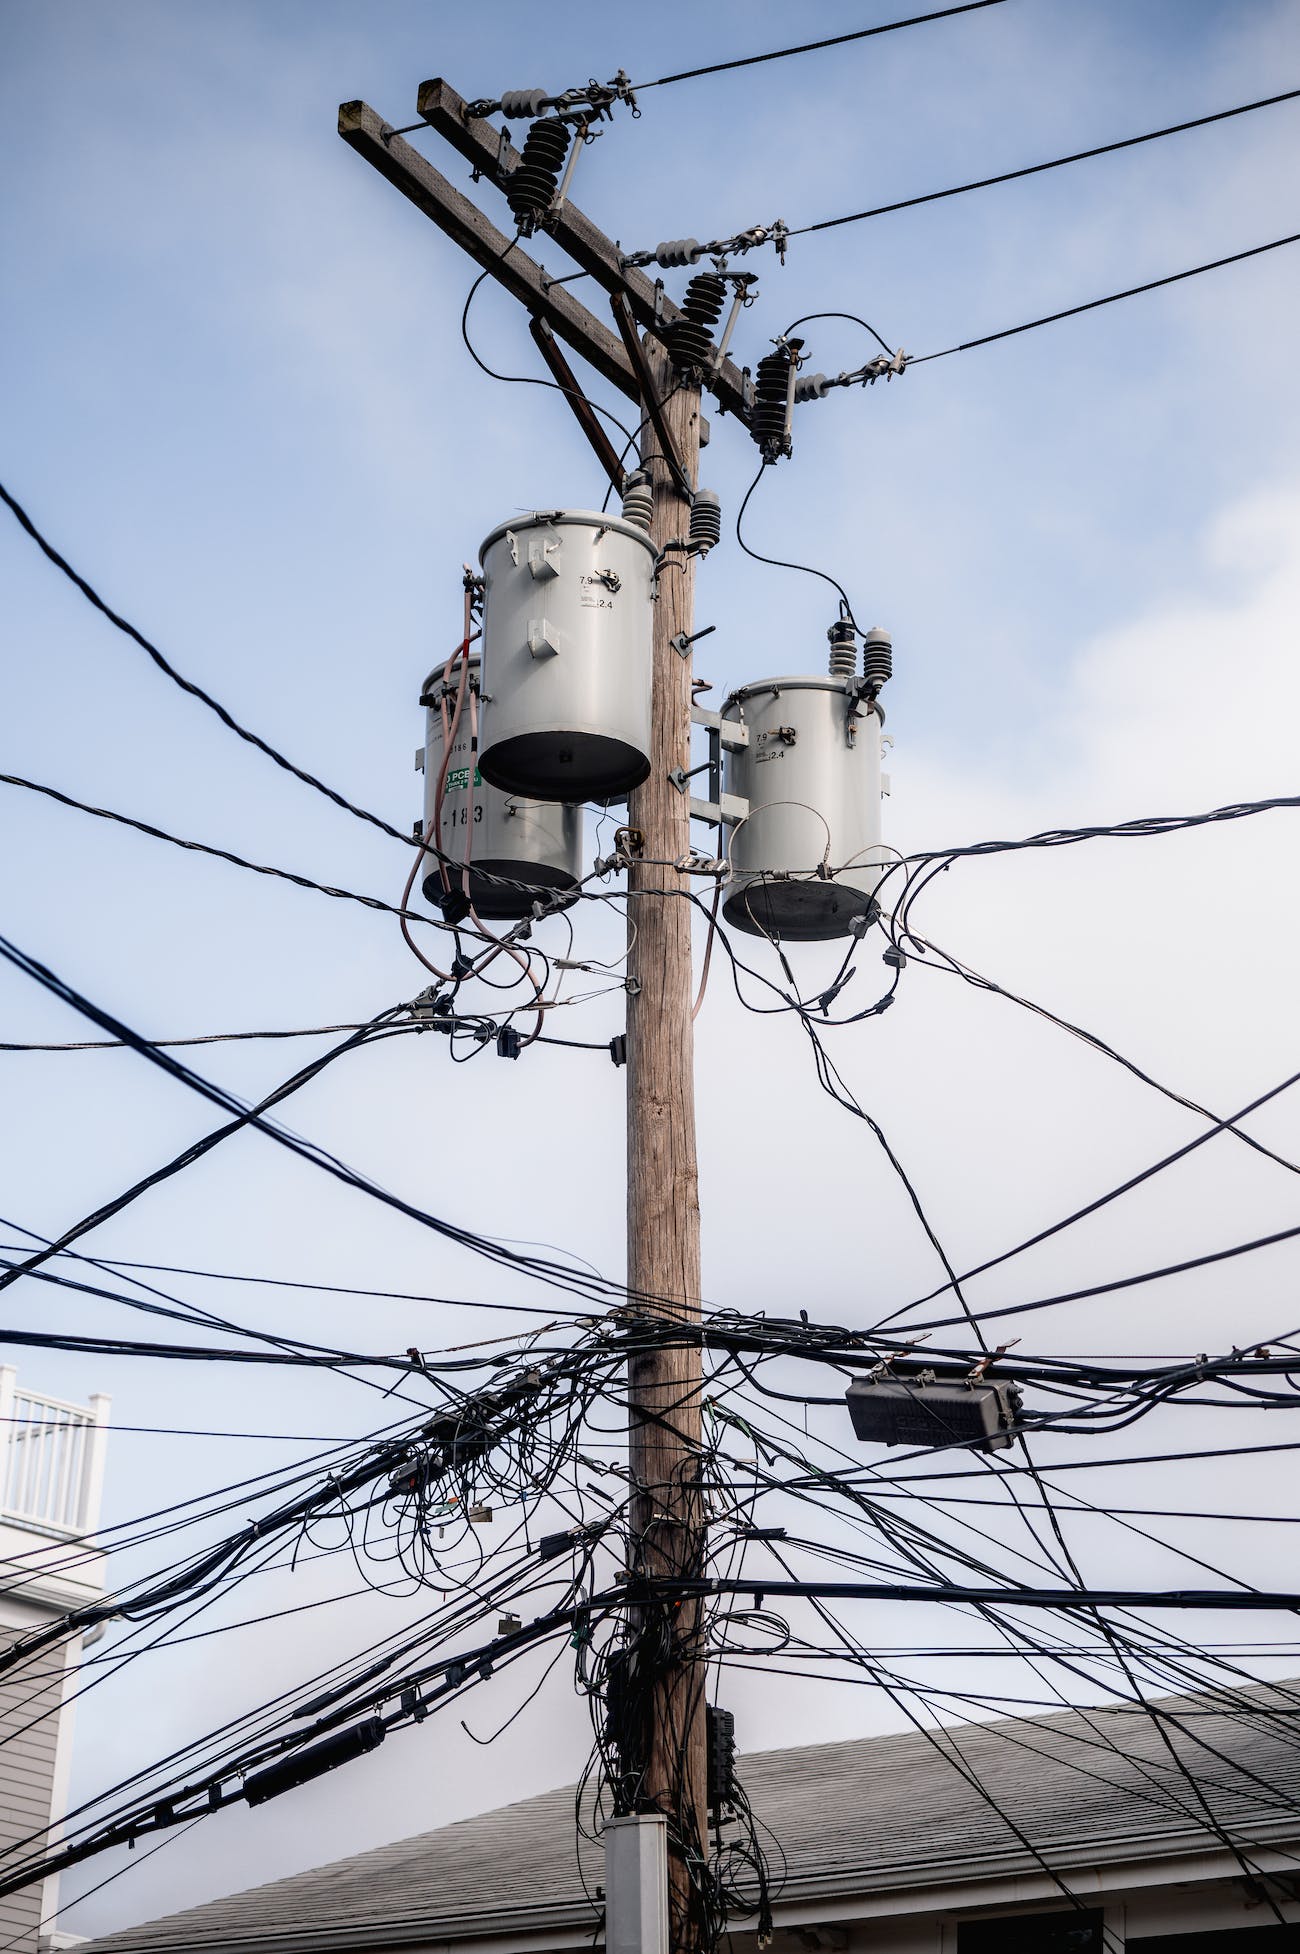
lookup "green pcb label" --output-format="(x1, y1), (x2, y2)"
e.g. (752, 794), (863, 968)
(445, 765), (482, 793)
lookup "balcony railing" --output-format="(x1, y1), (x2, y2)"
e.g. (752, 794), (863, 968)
(0, 1368), (110, 1536)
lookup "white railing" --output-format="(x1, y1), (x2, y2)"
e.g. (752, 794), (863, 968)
(0, 1368), (110, 1536)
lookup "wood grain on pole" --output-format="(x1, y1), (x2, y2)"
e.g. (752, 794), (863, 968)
(626, 336), (708, 1952)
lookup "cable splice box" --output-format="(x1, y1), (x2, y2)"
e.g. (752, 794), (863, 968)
(845, 1374), (1022, 1452)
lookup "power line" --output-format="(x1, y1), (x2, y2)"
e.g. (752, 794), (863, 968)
(636, 0), (1009, 90)
(0, 929), (637, 1312)
(912, 229), (1300, 360)
(0, 480), (412, 847)
(0, 1240), (593, 1321)
(0, 772), (436, 926)
(789, 86), (1300, 237)
(0, 1023), (374, 1052)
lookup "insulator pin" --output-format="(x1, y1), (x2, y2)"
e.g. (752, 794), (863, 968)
(506, 118), (571, 231)
(667, 271), (726, 374)
(862, 626), (893, 694)
(499, 89), (550, 120)
(752, 346), (795, 459)
(827, 619), (856, 679)
(621, 471), (654, 532)
(794, 372), (832, 403)
(654, 238), (704, 268)
(689, 490), (722, 556)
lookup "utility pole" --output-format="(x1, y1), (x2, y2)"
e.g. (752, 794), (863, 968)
(624, 339), (707, 1950)
(339, 87), (738, 1954)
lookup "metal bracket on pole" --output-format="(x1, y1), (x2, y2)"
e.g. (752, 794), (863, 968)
(671, 624), (716, 660)
(526, 317), (627, 492)
(688, 793), (749, 828)
(683, 704), (749, 827)
(609, 294), (692, 497)
(605, 1814), (669, 1954)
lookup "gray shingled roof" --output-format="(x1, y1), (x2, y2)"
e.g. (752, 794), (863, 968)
(82, 1681), (1300, 1954)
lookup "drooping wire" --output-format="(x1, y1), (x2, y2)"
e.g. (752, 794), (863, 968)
(735, 462), (858, 627)
(911, 229), (1300, 361)
(786, 87), (1300, 238)
(0, 481), (412, 847)
(634, 0), (1009, 90)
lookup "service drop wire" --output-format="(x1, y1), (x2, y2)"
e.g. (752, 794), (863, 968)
(0, 481), (412, 848)
(0, 1337), (607, 1686)
(0, 1209), (427, 1376)
(0, 931), (652, 1313)
(869, 1048), (1300, 1336)
(0, 971), (413, 1300)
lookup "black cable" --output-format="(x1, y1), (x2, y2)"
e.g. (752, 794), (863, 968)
(0, 1242), (592, 1322)
(735, 462), (858, 625)
(912, 229), (1300, 361)
(0, 1324), (410, 1370)
(460, 240), (638, 449)
(897, 1212), (1300, 1337)
(636, 0), (1009, 89)
(0, 1022), (375, 1051)
(0, 771), (438, 927)
(0, 481), (411, 847)
(790, 87), (1300, 237)
(782, 309), (894, 356)
(0, 930), (642, 1313)
(897, 788), (1300, 861)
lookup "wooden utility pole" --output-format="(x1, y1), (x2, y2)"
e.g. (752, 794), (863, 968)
(340, 91), (730, 1951)
(624, 339), (708, 1949)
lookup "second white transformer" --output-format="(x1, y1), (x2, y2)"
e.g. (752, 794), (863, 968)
(721, 672), (887, 941)
(420, 654), (581, 921)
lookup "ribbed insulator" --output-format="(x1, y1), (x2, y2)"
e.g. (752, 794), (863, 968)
(689, 489), (722, 555)
(500, 88), (550, 119)
(654, 238), (703, 268)
(621, 472), (654, 532)
(827, 620), (856, 679)
(862, 626), (893, 693)
(794, 372), (831, 403)
(752, 347), (794, 455)
(505, 118), (570, 227)
(666, 272), (726, 374)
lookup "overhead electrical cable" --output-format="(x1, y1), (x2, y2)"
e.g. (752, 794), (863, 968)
(898, 1212), (1300, 1336)
(788, 86), (1300, 237)
(911, 230), (1300, 361)
(0, 1240), (593, 1323)
(0, 931), (645, 1313)
(896, 789), (1300, 861)
(0, 480), (412, 846)
(634, 0), (1009, 89)
(0, 1023), (375, 1051)
(0, 772), (439, 926)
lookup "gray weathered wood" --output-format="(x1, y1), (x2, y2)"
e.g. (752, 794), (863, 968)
(526, 318), (628, 490)
(415, 80), (754, 428)
(338, 102), (639, 402)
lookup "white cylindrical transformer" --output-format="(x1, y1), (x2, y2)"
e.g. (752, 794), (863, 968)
(420, 655), (581, 921)
(477, 510), (658, 802)
(721, 675), (886, 941)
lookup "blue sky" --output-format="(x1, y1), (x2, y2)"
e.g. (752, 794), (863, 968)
(4, 0), (1300, 1937)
